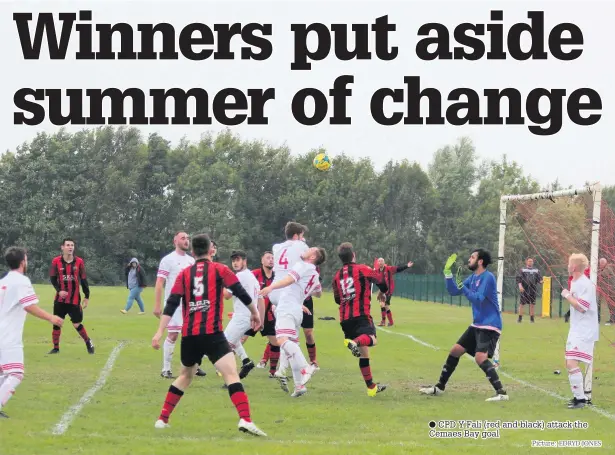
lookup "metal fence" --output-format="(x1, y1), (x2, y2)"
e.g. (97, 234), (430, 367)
(392, 274), (572, 318)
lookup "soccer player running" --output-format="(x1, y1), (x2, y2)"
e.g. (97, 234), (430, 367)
(151, 234), (266, 436)
(48, 238), (94, 354)
(222, 250), (266, 379)
(419, 249), (509, 402)
(154, 232), (207, 378)
(0, 247), (65, 418)
(259, 247), (326, 397)
(253, 251), (280, 377)
(332, 243), (389, 396)
(516, 257), (543, 323)
(374, 257), (413, 327)
(561, 253), (599, 409)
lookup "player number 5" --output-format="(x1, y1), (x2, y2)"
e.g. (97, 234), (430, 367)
(194, 276), (204, 297)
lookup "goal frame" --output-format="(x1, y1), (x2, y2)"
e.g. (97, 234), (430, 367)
(494, 182), (602, 368)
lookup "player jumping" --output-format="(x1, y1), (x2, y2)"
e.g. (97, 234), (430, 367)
(152, 234), (266, 436)
(48, 238), (94, 355)
(419, 250), (509, 402)
(1, 247), (65, 418)
(332, 243), (389, 396)
(259, 247), (325, 397)
(561, 253), (599, 409)
(374, 257), (413, 326)
(269, 222), (310, 383)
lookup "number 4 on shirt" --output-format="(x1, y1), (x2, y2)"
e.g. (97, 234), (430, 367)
(279, 249), (289, 269)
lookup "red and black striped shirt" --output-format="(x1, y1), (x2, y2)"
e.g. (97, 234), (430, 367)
(165, 259), (252, 336)
(332, 263), (388, 322)
(252, 267), (275, 322)
(375, 264), (409, 296)
(49, 256), (88, 305)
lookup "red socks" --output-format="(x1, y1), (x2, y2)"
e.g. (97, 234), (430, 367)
(159, 385), (184, 423)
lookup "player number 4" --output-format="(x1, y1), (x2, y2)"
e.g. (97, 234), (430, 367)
(279, 249), (289, 269)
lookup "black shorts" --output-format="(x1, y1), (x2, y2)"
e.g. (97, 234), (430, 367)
(180, 332), (232, 367)
(260, 317), (276, 337)
(456, 326), (500, 358)
(53, 302), (83, 324)
(301, 297), (314, 329)
(243, 328), (258, 337)
(520, 291), (537, 305)
(340, 315), (377, 340)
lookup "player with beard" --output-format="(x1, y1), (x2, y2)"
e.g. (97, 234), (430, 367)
(419, 249), (509, 402)
(154, 232), (205, 378)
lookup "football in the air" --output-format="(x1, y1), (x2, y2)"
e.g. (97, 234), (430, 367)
(313, 152), (331, 171)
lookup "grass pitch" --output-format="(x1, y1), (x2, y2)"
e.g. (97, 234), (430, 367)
(1, 285), (614, 454)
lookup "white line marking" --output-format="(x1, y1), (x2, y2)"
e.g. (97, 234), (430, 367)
(377, 327), (615, 422)
(377, 327), (441, 350)
(51, 342), (126, 435)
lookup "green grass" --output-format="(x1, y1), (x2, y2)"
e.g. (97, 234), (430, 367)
(1, 285), (614, 454)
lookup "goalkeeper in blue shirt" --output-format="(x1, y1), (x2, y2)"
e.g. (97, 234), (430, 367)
(419, 249), (509, 402)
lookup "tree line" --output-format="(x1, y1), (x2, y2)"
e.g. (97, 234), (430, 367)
(1, 127), (613, 286)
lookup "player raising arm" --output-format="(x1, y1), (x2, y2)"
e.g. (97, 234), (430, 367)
(374, 257), (413, 327)
(561, 253), (599, 409)
(259, 247), (325, 397)
(420, 249), (509, 402)
(151, 234), (265, 436)
(0, 247), (64, 418)
(332, 243), (389, 397)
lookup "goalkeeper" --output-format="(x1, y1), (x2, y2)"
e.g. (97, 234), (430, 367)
(419, 249), (509, 402)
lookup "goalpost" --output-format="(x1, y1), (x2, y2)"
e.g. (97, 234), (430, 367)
(494, 183), (609, 399)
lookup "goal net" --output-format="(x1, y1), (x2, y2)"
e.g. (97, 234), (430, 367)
(494, 183), (615, 378)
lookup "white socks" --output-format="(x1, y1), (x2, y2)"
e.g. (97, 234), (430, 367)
(234, 343), (249, 362)
(0, 373), (23, 410)
(163, 337), (176, 372)
(568, 367), (585, 399)
(280, 340), (308, 386)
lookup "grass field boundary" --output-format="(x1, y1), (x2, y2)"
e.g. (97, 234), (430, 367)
(51, 341), (127, 435)
(376, 327), (615, 422)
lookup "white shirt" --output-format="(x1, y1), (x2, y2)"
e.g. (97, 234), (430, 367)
(277, 260), (321, 312)
(0, 271), (39, 348)
(569, 275), (599, 342)
(157, 251), (195, 302)
(272, 239), (309, 284)
(228, 268), (260, 319)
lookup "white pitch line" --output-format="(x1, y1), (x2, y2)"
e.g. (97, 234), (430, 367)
(377, 327), (615, 422)
(51, 342), (126, 435)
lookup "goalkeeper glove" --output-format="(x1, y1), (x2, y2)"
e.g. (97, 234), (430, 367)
(443, 253), (457, 278)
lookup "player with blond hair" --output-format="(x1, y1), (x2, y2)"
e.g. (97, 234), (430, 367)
(561, 253), (599, 409)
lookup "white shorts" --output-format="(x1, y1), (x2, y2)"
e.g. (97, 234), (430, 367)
(0, 346), (25, 375)
(275, 307), (302, 342)
(269, 289), (281, 307)
(565, 337), (595, 364)
(224, 317), (251, 349)
(166, 303), (182, 333)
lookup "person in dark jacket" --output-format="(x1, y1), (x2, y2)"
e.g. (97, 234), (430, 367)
(121, 258), (146, 314)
